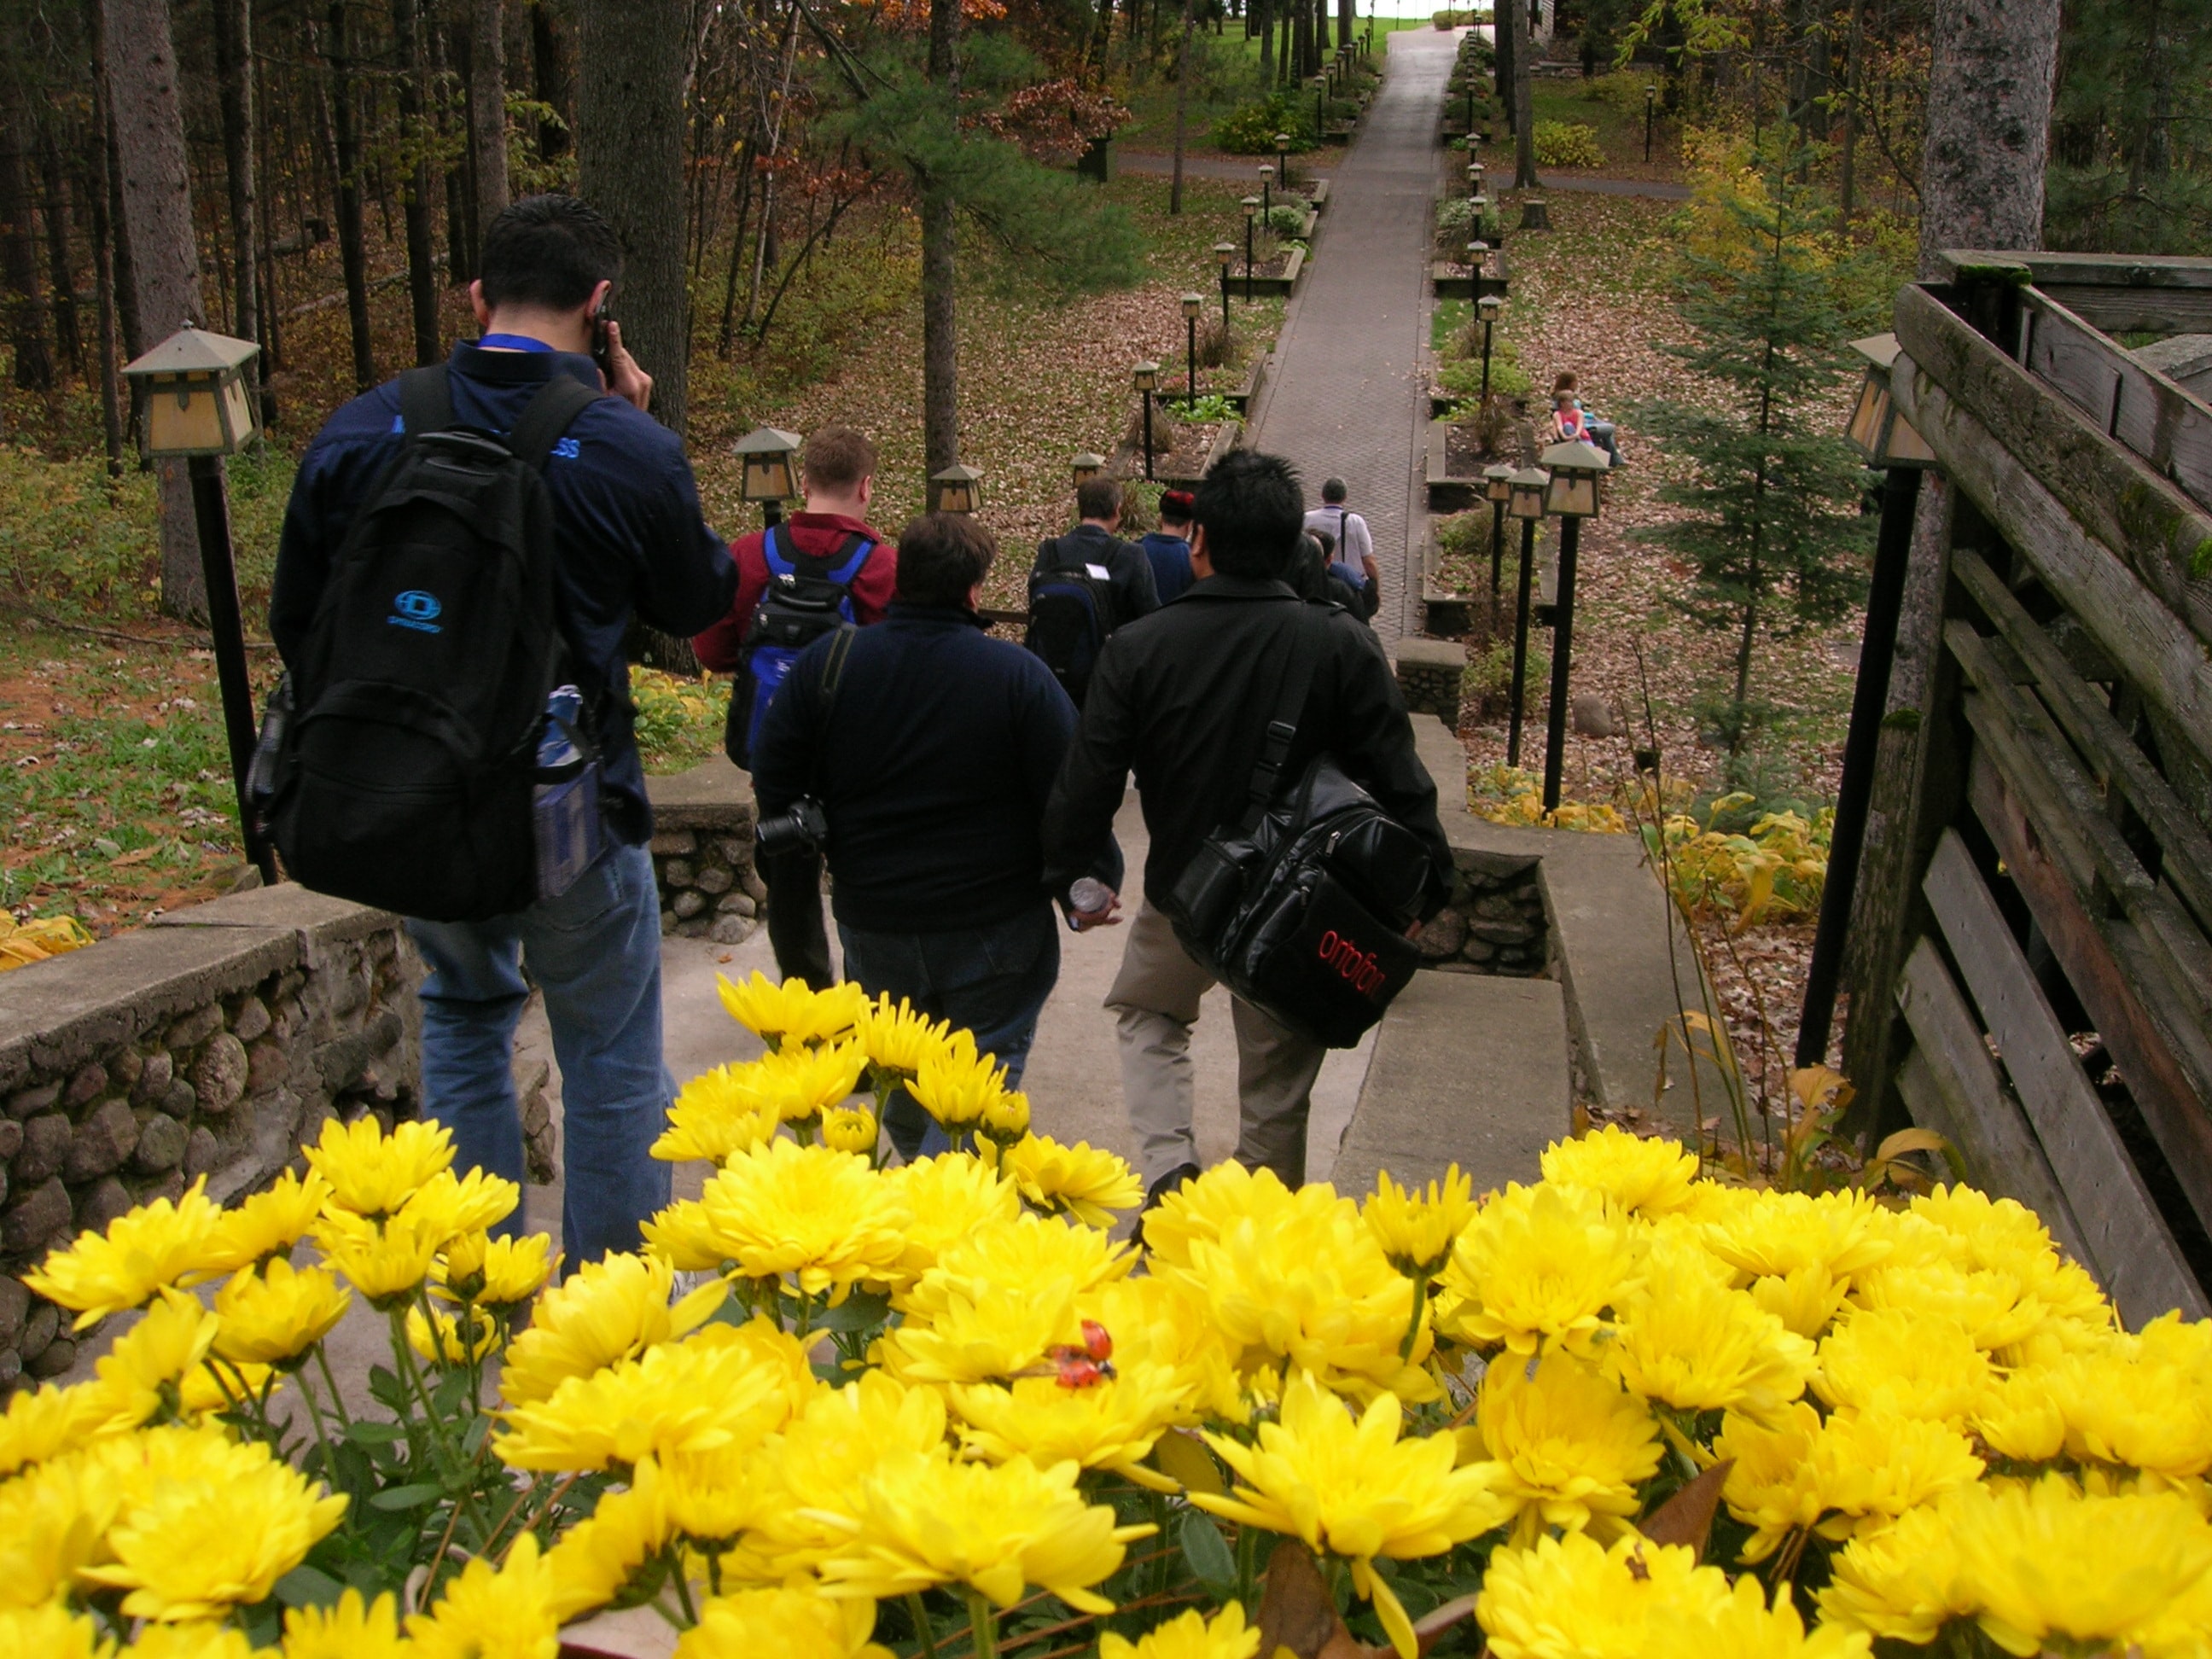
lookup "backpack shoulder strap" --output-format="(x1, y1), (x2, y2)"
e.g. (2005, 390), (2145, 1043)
(1242, 604), (1324, 824)
(398, 365), (453, 437)
(505, 374), (601, 471)
(823, 533), (875, 585)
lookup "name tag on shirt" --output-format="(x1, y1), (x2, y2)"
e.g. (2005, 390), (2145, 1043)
(1086, 562), (1111, 580)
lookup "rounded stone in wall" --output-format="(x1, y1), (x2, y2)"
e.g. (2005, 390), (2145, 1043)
(671, 888), (706, 920)
(664, 859), (696, 888)
(183, 1125), (222, 1178)
(133, 1114), (189, 1174)
(18, 1300), (58, 1362)
(63, 1099), (140, 1183)
(715, 892), (756, 917)
(26, 1337), (75, 1379)
(694, 864), (732, 895)
(131, 1051), (174, 1105)
(189, 1033), (250, 1115)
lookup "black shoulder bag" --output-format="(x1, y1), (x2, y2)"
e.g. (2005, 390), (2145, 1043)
(1164, 606), (1435, 1048)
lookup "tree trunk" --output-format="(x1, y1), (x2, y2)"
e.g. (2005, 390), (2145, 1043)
(1915, 0), (2059, 277)
(211, 0), (267, 422)
(1256, 0), (1272, 84)
(1509, 0), (1539, 186)
(0, 75), (55, 393)
(391, 0), (441, 366)
(102, 0), (207, 620)
(36, 128), (82, 376)
(1493, 0), (1513, 132)
(578, 0), (690, 435)
(86, 0), (124, 475)
(469, 0), (511, 249)
(1169, 0), (1195, 215)
(325, 2), (375, 387)
(439, 22), (474, 286)
(920, 0), (960, 476)
(105, 107), (141, 361)
(532, 2), (571, 162)
(1837, 0), (1863, 230)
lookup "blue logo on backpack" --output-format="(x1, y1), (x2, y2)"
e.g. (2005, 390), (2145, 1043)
(387, 590), (444, 632)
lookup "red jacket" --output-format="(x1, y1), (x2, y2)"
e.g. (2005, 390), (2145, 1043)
(692, 510), (897, 671)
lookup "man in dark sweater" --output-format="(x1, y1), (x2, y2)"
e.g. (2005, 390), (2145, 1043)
(752, 513), (1122, 1158)
(1026, 476), (1160, 705)
(1041, 451), (1452, 1196)
(271, 195), (736, 1266)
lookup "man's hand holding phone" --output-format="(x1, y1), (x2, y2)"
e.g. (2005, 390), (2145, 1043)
(597, 317), (653, 412)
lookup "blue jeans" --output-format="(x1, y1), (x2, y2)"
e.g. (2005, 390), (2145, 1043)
(836, 904), (1061, 1161)
(407, 841), (672, 1270)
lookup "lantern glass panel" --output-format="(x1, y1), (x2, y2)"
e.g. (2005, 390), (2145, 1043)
(1133, 363), (1159, 393)
(1484, 465), (1515, 503)
(1846, 373), (1890, 459)
(1884, 414), (1938, 468)
(741, 452), (795, 503)
(146, 375), (230, 455)
(1544, 470), (1600, 518)
(1506, 470), (1550, 520)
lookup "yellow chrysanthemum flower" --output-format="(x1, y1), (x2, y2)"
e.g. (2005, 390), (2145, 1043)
(1971, 1365), (2069, 1463)
(1605, 1243), (1815, 1418)
(1082, 1273), (1251, 1427)
(394, 1166), (521, 1246)
(303, 1114), (454, 1217)
(813, 1448), (1152, 1614)
(407, 1304), (500, 1365)
(1845, 1254), (2046, 1353)
(856, 992), (959, 1080)
(0, 1450), (115, 1610)
(1715, 1401), (1984, 1561)
(1540, 1126), (1702, 1217)
(0, 1602), (114, 1659)
(311, 1208), (445, 1307)
(199, 1169), (333, 1274)
(1817, 1497), (1970, 1644)
(675, 1584), (892, 1659)
(280, 1587), (405, 1659)
(952, 1360), (1192, 1487)
(1700, 1188), (1891, 1293)
(92, 1287), (220, 1428)
(1139, 1160), (1321, 1268)
(1476, 1531), (1732, 1659)
(1949, 1473), (2212, 1657)
(1657, 1568), (1873, 1659)
(717, 970), (867, 1048)
(212, 1259), (352, 1367)
(1813, 1306), (1996, 1425)
(754, 1039), (870, 1125)
(1196, 1372), (1513, 1655)
(907, 1044), (1012, 1132)
(1099, 1602), (1261, 1659)
(24, 1177), (224, 1327)
(823, 1105), (880, 1155)
(1471, 1349), (1662, 1540)
(469, 1232), (558, 1308)
(976, 1086), (1033, 1148)
(1437, 1181), (1644, 1357)
(405, 1530), (561, 1659)
(499, 1249), (725, 1405)
(681, 1136), (911, 1298)
(1746, 1264), (1854, 1340)
(103, 1625), (264, 1659)
(736, 1370), (952, 1579)
(889, 1212), (1133, 1383)
(76, 1452), (347, 1621)
(998, 1134), (1143, 1227)
(2042, 1313), (2212, 1480)
(496, 1318), (809, 1472)
(0, 1376), (121, 1478)
(1364, 1166), (1478, 1278)
(543, 1458), (677, 1621)
(880, 1153), (1022, 1279)
(653, 1062), (783, 1165)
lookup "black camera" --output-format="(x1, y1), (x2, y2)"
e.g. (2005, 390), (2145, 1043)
(755, 796), (829, 858)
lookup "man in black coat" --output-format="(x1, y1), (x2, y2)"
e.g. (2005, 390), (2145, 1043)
(1041, 451), (1453, 1201)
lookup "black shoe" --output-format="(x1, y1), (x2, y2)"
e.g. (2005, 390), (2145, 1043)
(1130, 1161), (1202, 1251)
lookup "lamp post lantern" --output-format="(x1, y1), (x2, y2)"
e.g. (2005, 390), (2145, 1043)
(1465, 240), (1487, 285)
(1314, 75), (1327, 141)
(1259, 162), (1273, 221)
(1476, 293), (1503, 407)
(1483, 464), (1514, 609)
(1214, 242), (1236, 334)
(1274, 132), (1294, 194)
(1644, 82), (1656, 163)
(121, 323), (276, 886)
(1537, 439), (1611, 813)
(1180, 294), (1204, 407)
(1796, 332), (1941, 1068)
(1242, 196), (1260, 303)
(734, 425), (804, 527)
(928, 463), (984, 515)
(1504, 466), (1550, 768)
(1070, 451), (1107, 490)
(1132, 363), (1160, 481)
(1470, 160), (1484, 201)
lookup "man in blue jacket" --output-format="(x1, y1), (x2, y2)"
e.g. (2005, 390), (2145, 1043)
(270, 194), (736, 1266)
(752, 512), (1122, 1158)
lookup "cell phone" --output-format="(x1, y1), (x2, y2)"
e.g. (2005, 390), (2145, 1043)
(589, 299), (614, 379)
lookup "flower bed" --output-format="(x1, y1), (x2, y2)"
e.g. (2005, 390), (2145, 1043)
(4, 976), (2210, 1658)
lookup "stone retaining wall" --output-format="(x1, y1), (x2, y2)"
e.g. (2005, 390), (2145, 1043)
(1412, 847), (1549, 978)
(1395, 638), (1467, 727)
(646, 760), (765, 946)
(0, 887), (427, 1390)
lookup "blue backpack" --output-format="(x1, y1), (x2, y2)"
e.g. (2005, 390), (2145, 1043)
(726, 523), (874, 768)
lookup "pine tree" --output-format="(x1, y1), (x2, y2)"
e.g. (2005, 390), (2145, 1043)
(1630, 152), (1875, 769)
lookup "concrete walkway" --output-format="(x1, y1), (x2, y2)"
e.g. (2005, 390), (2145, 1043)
(1246, 27), (1458, 645)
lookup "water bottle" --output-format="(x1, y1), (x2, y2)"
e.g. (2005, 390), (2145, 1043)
(534, 685), (602, 900)
(1069, 876), (1113, 919)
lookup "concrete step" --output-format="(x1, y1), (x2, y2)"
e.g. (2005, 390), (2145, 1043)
(1331, 970), (1570, 1197)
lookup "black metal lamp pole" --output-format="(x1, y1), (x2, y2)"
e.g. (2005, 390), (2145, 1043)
(1644, 84), (1656, 163)
(1506, 516), (1538, 767)
(1220, 257), (1231, 333)
(1480, 315), (1494, 405)
(1540, 516), (1583, 812)
(188, 456), (277, 885)
(1185, 315), (1198, 405)
(1795, 466), (1925, 1066)
(1243, 204), (1256, 303)
(1490, 496), (1505, 607)
(1141, 391), (1155, 480)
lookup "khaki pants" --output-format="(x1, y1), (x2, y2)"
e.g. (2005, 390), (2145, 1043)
(1105, 904), (1327, 1189)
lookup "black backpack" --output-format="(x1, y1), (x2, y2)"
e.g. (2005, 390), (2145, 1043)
(1024, 536), (1119, 706)
(1165, 606), (1434, 1047)
(259, 366), (602, 923)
